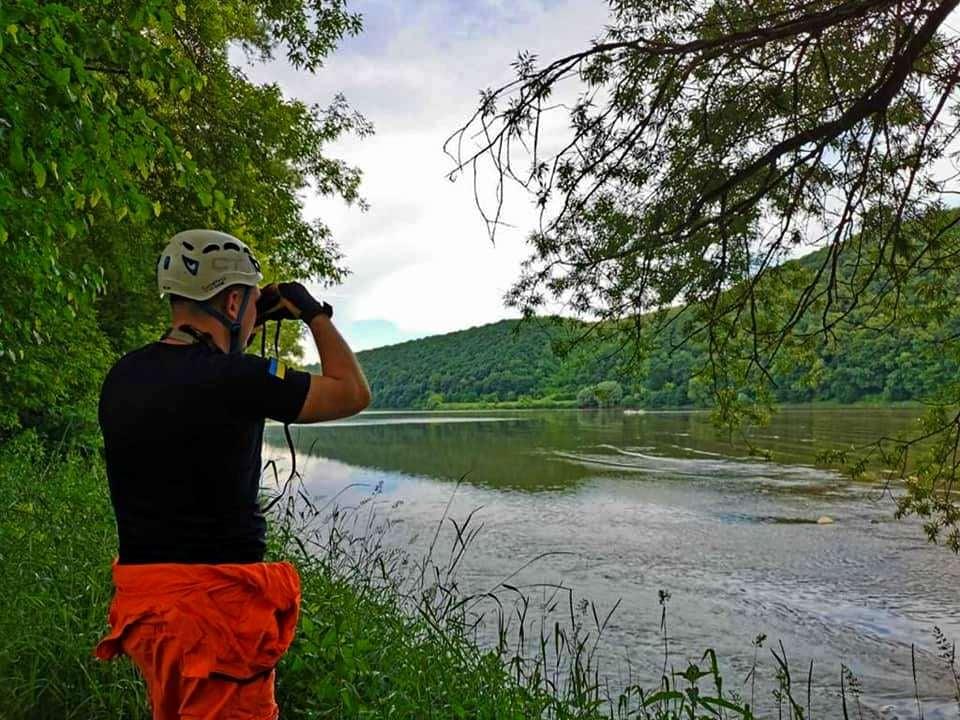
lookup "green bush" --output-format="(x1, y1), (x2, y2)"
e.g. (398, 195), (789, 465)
(576, 386), (599, 407)
(593, 380), (624, 407)
(577, 381), (624, 408)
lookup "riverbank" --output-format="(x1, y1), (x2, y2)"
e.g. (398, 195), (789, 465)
(374, 398), (926, 412)
(429, 397), (579, 410)
(1, 430), (834, 719)
(1, 431), (564, 718)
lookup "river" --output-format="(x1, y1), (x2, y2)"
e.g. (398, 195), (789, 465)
(264, 406), (960, 718)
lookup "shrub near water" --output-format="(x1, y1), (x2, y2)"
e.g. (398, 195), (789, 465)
(274, 553), (548, 718)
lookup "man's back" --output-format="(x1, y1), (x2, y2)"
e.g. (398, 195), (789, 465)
(99, 341), (309, 564)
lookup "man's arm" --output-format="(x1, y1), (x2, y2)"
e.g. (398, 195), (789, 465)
(295, 314), (372, 423)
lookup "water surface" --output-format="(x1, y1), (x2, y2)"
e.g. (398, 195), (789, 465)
(264, 407), (960, 718)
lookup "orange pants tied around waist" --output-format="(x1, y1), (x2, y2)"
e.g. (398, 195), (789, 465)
(94, 558), (301, 720)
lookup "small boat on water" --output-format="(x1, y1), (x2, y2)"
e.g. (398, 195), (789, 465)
(623, 409), (646, 415)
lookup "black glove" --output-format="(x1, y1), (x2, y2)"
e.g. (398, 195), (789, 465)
(255, 282), (330, 326)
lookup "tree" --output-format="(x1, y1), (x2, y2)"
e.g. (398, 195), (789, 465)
(449, 0), (960, 551)
(0, 0), (369, 440)
(594, 380), (624, 407)
(576, 386), (599, 408)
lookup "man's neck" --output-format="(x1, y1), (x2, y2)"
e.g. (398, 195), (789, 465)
(163, 314), (230, 353)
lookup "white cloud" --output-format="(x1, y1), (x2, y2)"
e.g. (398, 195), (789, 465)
(235, 0), (611, 361)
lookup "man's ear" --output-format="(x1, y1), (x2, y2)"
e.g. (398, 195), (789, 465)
(225, 288), (243, 320)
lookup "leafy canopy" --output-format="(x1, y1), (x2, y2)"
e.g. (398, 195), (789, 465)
(0, 0), (370, 439)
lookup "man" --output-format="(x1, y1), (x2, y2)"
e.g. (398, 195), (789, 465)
(93, 229), (371, 719)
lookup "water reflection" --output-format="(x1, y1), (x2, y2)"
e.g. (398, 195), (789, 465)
(272, 410), (599, 491)
(270, 407), (907, 492)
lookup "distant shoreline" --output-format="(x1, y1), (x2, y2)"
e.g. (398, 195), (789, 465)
(354, 399), (926, 412)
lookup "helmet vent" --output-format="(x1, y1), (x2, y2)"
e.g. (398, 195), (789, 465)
(202, 244), (221, 254)
(163, 256), (171, 270)
(181, 241), (195, 251)
(224, 242), (241, 251)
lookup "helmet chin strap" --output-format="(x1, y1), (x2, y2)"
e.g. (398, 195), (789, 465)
(195, 286), (252, 354)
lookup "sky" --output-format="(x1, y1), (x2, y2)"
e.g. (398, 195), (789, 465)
(236, 0), (611, 359)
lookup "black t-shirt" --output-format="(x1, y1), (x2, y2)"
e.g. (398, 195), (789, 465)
(98, 341), (311, 564)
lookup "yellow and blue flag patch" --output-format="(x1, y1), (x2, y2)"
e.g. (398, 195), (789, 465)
(267, 358), (286, 379)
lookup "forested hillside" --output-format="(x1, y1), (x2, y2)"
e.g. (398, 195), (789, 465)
(325, 319), (629, 409)
(312, 242), (960, 410)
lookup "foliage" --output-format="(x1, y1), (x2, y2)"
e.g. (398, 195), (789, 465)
(449, 0), (960, 348)
(593, 380), (624, 407)
(0, 0), (369, 441)
(317, 317), (627, 410)
(577, 385), (600, 408)
(575, 381), (624, 408)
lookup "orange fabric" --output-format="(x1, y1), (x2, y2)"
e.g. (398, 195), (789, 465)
(94, 558), (300, 720)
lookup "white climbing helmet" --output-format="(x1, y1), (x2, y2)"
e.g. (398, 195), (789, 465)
(157, 229), (262, 301)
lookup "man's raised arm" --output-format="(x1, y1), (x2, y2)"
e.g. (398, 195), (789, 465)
(297, 312), (371, 423)
(256, 281), (372, 423)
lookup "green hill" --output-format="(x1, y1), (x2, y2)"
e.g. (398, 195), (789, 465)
(306, 317), (627, 409)
(306, 240), (960, 411)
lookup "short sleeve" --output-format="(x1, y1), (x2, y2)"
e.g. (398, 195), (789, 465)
(221, 354), (312, 423)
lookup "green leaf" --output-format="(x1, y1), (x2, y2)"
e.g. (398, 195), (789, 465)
(9, 132), (25, 171)
(175, 3), (187, 20)
(320, 627), (337, 649)
(33, 161), (47, 189)
(642, 690), (685, 707)
(152, 200), (162, 217)
(53, 67), (70, 88)
(0, 227), (7, 245)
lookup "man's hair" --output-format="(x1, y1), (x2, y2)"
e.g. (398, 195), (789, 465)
(169, 284), (248, 313)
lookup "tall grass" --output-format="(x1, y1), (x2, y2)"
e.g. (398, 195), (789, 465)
(3, 431), (952, 719)
(0, 431), (148, 719)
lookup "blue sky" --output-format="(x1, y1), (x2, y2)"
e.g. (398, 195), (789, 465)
(238, 0), (610, 359)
